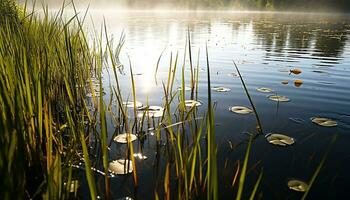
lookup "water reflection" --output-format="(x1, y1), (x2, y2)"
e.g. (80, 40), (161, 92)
(86, 12), (350, 70)
(79, 11), (350, 199)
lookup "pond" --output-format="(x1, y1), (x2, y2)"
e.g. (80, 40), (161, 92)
(79, 10), (350, 199)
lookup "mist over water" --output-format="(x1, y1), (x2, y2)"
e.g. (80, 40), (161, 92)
(21, 0), (350, 12)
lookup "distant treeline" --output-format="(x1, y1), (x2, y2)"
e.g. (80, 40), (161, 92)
(23, 0), (350, 12)
(121, 0), (350, 11)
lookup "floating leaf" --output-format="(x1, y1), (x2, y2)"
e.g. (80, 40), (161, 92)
(229, 106), (253, 114)
(294, 79), (303, 87)
(281, 80), (289, 85)
(266, 133), (295, 146)
(123, 101), (143, 108)
(138, 106), (164, 118)
(184, 100), (202, 107)
(268, 95), (290, 102)
(113, 133), (137, 144)
(287, 179), (309, 192)
(108, 159), (133, 175)
(311, 117), (337, 127)
(257, 87), (273, 93)
(290, 68), (302, 75)
(212, 87), (231, 92)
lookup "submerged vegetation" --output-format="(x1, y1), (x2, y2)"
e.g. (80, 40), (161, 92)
(0, 0), (343, 199)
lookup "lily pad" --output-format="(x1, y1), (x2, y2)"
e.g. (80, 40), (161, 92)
(257, 87), (273, 93)
(266, 133), (295, 146)
(184, 100), (202, 107)
(294, 79), (303, 87)
(281, 80), (289, 85)
(311, 117), (337, 127)
(287, 179), (309, 192)
(108, 159), (133, 175)
(123, 101), (143, 108)
(212, 87), (231, 92)
(268, 95), (290, 102)
(138, 106), (164, 118)
(290, 68), (302, 75)
(229, 106), (253, 114)
(113, 133), (137, 144)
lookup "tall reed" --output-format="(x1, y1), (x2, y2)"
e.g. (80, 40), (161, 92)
(0, 1), (265, 199)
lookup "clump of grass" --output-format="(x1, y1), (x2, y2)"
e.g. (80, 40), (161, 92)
(0, 0), (96, 199)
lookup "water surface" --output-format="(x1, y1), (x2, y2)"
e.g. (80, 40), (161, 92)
(82, 11), (350, 199)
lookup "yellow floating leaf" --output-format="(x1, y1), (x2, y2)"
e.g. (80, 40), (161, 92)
(268, 95), (290, 102)
(290, 68), (302, 75)
(184, 100), (202, 107)
(287, 180), (309, 192)
(113, 133), (137, 144)
(294, 79), (303, 87)
(311, 117), (337, 127)
(137, 106), (164, 118)
(266, 133), (295, 146)
(212, 87), (231, 92)
(257, 87), (273, 93)
(281, 80), (289, 85)
(229, 106), (253, 114)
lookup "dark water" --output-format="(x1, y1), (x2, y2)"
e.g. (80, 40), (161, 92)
(79, 11), (350, 199)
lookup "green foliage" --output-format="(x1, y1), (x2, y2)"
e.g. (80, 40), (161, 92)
(0, 0), (94, 199)
(0, 0), (18, 23)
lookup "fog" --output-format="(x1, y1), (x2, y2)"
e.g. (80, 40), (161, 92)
(19, 0), (350, 12)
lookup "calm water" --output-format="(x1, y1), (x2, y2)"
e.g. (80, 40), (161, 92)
(78, 11), (350, 199)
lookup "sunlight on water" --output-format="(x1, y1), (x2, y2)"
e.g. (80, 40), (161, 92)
(39, 8), (350, 199)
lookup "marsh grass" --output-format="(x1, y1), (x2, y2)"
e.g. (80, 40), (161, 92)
(2, 1), (329, 200)
(0, 0), (97, 199)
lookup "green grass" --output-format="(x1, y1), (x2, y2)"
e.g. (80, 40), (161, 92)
(0, 0), (96, 199)
(2, 1), (332, 200)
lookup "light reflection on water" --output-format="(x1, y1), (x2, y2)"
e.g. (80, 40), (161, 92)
(80, 11), (350, 199)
